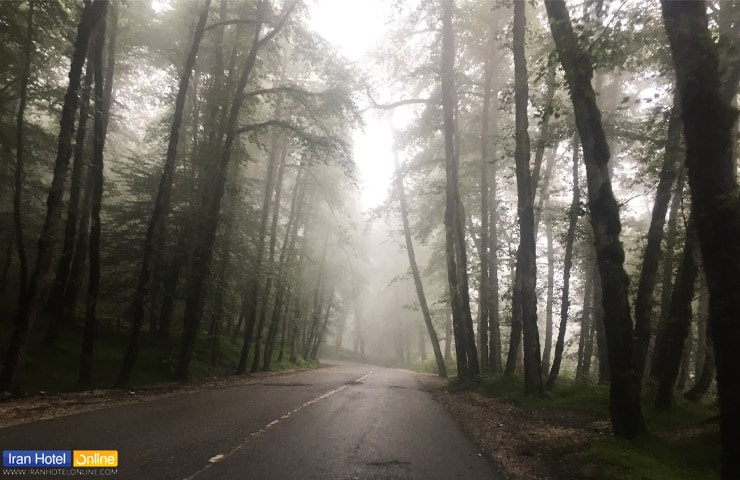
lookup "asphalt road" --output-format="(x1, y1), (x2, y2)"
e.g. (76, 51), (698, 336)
(0, 362), (502, 479)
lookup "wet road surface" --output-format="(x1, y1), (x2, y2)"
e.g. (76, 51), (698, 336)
(1, 362), (502, 479)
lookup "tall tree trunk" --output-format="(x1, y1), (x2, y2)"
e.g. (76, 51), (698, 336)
(118, 0), (211, 386)
(62, 172), (92, 329)
(0, 238), (13, 302)
(650, 172), (684, 380)
(264, 170), (307, 370)
(394, 148), (447, 377)
(46, 59), (94, 344)
(684, 278), (714, 403)
(592, 256), (609, 384)
(542, 211), (555, 373)
(512, 0), (543, 395)
(0, 0), (106, 391)
(662, 4), (740, 473)
(546, 0), (646, 438)
(676, 319), (693, 391)
(441, 0), (478, 379)
(488, 157), (502, 373)
(505, 264), (523, 376)
(478, 32), (493, 373)
(79, 3), (109, 386)
(13, 1), (34, 312)
(250, 135), (284, 373)
(547, 133), (580, 390)
(310, 293), (332, 359)
(576, 253), (594, 383)
(654, 219), (699, 409)
(633, 94), (683, 380)
(444, 310), (452, 362)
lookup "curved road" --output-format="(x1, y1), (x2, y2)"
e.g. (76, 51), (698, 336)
(1, 362), (502, 479)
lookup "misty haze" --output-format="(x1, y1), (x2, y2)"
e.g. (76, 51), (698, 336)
(0, 0), (737, 479)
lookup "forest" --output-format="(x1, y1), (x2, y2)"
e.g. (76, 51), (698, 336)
(0, 0), (738, 478)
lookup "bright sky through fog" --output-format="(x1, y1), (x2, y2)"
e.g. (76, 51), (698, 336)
(309, 0), (395, 209)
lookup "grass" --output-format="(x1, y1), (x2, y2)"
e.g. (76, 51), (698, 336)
(468, 373), (720, 480)
(1, 320), (320, 395)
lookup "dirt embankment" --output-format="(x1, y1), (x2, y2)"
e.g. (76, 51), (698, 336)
(417, 374), (611, 480)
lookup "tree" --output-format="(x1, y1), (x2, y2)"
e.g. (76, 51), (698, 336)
(79, 1), (110, 385)
(394, 146), (447, 378)
(512, 0), (543, 396)
(545, 0), (646, 438)
(633, 94), (682, 380)
(117, 0), (212, 387)
(661, 1), (740, 475)
(1, 0), (108, 391)
(440, 0), (479, 380)
(546, 133), (579, 390)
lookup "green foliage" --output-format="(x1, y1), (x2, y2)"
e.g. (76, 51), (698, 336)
(471, 373), (720, 480)
(410, 356), (455, 376)
(570, 428), (719, 480)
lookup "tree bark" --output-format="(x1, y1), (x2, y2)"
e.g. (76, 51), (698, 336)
(46, 58), (94, 344)
(488, 162), (502, 373)
(79, 2), (109, 386)
(546, 0), (646, 438)
(512, 0), (543, 395)
(649, 171), (684, 380)
(654, 219), (699, 409)
(576, 251), (594, 383)
(440, 0), (478, 380)
(661, 3), (740, 473)
(394, 148), (447, 377)
(12, 0), (34, 313)
(542, 210), (555, 374)
(478, 28), (495, 373)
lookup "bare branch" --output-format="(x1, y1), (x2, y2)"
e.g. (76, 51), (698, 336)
(204, 18), (258, 32)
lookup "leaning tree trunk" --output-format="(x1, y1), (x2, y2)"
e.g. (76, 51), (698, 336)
(512, 0), (543, 395)
(661, 3), (740, 475)
(545, 0), (646, 438)
(633, 94), (683, 381)
(118, 0), (211, 387)
(394, 148), (447, 378)
(547, 133), (580, 390)
(654, 218), (699, 410)
(0, 0), (106, 392)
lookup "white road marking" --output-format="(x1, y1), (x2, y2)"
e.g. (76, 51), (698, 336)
(182, 370), (373, 480)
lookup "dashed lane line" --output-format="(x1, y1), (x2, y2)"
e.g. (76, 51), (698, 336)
(182, 370), (374, 480)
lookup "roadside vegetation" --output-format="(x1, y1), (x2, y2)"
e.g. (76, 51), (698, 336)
(439, 373), (720, 480)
